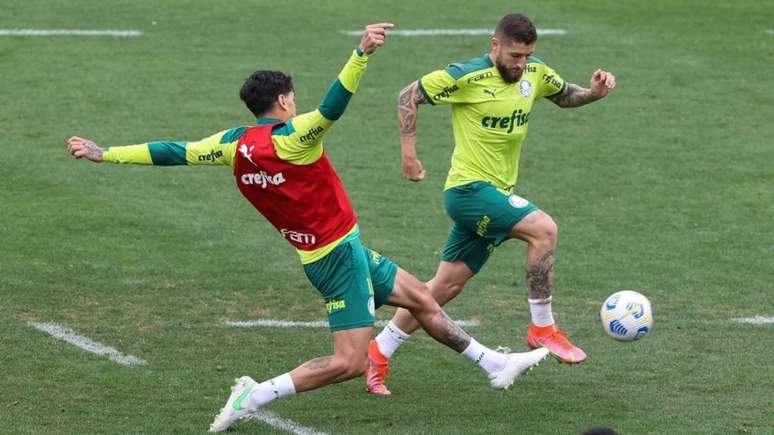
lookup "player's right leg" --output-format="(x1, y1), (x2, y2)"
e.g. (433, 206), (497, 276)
(368, 182), (498, 394)
(385, 267), (548, 390)
(366, 260), (474, 394)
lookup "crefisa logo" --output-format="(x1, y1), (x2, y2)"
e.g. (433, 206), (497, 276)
(241, 171), (286, 188)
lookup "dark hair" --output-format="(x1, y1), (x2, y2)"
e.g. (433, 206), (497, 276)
(495, 13), (537, 44)
(239, 70), (294, 117)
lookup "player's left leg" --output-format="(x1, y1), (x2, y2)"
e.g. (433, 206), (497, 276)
(508, 209), (587, 364)
(210, 237), (378, 432)
(208, 327), (372, 432)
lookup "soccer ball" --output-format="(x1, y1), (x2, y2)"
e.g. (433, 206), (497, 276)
(600, 290), (653, 341)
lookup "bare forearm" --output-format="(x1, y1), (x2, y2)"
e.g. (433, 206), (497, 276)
(548, 83), (601, 108)
(400, 135), (418, 159)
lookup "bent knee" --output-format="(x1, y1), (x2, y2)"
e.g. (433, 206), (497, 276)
(537, 217), (558, 245)
(516, 211), (558, 247)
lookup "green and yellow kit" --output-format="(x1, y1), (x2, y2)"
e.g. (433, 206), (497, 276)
(417, 54), (566, 272)
(418, 53), (565, 191)
(100, 49), (397, 331)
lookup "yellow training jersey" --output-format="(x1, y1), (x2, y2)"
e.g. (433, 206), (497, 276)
(418, 54), (565, 191)
(102, 49), (369, 264)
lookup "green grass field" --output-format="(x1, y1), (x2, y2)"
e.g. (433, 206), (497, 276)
(2, 1), (773, 433)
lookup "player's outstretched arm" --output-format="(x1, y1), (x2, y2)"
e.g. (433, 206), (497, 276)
(67, 131), (236, 167)
(398, 81), (428, 182)
(548, 69), (616, 108)
(67, 136), (104, 163)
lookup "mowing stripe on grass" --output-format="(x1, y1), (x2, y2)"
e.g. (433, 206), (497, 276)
(246, 410), (328, 435)
(224, 318), (480, 328)
(28, 322), (147, 366)
(733, 316), (774, 325)
(339, 28), (567, 37)
(0, 29), (142, 37)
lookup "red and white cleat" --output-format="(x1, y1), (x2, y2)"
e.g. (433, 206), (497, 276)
(527, 323), (587, 364)
(365, 339), (392, 395)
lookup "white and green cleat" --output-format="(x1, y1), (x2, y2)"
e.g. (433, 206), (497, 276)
(489, 347), (549, 390)
(208, 376), (257, 432)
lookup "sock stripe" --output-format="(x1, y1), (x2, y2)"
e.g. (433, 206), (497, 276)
(474, 351), (485, 366)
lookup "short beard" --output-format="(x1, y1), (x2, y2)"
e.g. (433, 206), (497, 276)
(495, 62), (522, 84)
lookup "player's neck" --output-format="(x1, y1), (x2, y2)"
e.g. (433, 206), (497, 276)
(257, 110), (290, 122)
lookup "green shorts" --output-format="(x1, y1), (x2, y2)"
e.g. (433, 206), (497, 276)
(442, 181), (537, 274)
(303, 236), (398, 332)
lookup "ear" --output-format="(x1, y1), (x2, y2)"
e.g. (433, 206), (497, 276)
(277, 94), (289, 112)
(490, 36), (499, 52)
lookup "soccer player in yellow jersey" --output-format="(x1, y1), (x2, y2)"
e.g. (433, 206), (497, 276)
(67, 23), (550, 431)
(366, 13), (616, 394)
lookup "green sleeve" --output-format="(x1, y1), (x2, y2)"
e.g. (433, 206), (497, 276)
(102, 128), (244, 167)
(317, 48), (368, 121)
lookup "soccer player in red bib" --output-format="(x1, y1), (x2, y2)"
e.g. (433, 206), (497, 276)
(67, 23), (549, 432)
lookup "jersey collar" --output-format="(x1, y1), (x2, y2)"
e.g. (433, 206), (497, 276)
(255, 117), (281, 125)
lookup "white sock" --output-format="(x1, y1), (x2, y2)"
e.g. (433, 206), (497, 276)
(461, 338), (506, 375)
(528, 296), (555, 327)
(375, 321), (410, 359)
(246, 373), (296, 410)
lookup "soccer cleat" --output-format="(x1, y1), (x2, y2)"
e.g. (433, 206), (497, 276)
(365, 339), (391, 395)
(208, 376), (257, 432)
(489, 347), (549, 390)
(526, 323), (587, 364)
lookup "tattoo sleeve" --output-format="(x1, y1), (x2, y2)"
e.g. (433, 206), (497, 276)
(398, 81), (428, 137)
(526, 249), (555, 300)
(548, 83), (600, 108)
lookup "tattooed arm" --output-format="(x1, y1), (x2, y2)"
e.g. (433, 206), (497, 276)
(398, 80), (429, 181)
(548, 68), (616, 108)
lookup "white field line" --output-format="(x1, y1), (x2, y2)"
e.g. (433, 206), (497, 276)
(224, 318), (480, 328)
(246, 410), (328, 435)
(339, 28), (567, 37)
(767, 29), (774, 35)
(0, 29), (142, 37)
(733, 316), (774, 325)
(28, 322), (147, 366)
